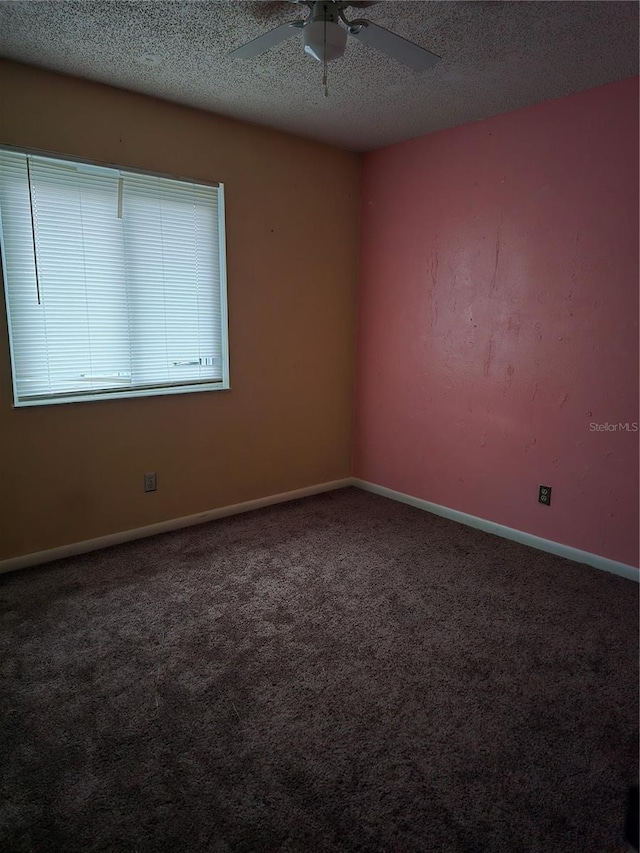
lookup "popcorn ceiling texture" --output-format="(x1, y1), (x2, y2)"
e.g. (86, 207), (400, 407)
(0, 1), (637, 150)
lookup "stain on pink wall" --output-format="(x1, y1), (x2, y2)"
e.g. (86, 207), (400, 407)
(354, 76), (639, 568)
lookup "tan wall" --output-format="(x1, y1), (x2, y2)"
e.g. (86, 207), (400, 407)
(0, 60), (360, 560)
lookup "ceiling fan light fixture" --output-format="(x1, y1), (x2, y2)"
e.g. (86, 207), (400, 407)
(303, 20), (347, 63)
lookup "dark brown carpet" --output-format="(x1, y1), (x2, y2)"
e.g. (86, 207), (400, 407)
(1, 487), (637, 853)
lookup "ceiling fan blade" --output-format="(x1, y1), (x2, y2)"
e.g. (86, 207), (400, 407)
(230, 20), (304, 59)
(348, 21), (440, 72)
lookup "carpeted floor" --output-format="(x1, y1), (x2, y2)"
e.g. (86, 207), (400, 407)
(0, 487), (637, 853)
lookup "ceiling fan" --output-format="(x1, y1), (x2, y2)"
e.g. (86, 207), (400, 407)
(230, 1), (441, 73)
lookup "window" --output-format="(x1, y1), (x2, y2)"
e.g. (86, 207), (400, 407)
(0, 148), (229, 407)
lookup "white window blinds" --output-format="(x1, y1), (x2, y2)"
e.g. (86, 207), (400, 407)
(0, 148), (229, 406)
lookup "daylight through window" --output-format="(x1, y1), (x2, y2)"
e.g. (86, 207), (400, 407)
(0, 148), (229, 407)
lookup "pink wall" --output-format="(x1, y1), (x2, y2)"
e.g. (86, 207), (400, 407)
(354, 76), (639, 568)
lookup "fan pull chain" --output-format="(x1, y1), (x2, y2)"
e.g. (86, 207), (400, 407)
(322, 9), (329, 97)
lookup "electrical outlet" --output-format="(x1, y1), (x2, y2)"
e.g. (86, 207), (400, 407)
(538, 485), (551, 506)
(144, 472), (157, 493)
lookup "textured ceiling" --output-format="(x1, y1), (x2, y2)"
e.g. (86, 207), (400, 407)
(0, 0), (638, 151)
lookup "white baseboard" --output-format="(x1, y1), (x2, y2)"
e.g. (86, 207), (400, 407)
(352, 478), (639, 583)
(4, 477), (637, 583)
(0, 478), (352, 575)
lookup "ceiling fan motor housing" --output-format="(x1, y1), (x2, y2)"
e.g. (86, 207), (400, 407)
(303, 2), (348, 63)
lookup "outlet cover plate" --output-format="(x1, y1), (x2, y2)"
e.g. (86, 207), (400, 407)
(538, 485), (551, 505)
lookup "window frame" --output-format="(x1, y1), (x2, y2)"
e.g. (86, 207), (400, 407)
(0, 144), (230, 408)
